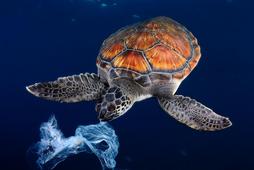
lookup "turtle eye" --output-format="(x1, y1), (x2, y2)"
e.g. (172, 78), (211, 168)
(109, 69), (118, 79)
(135, 76), (150, 87)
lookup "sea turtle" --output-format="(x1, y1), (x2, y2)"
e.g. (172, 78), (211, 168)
(26, 16), (232, 131)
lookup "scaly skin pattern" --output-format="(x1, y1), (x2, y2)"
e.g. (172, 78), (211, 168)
(158, 95), (232, 131)
(26, 16), (232, 130)
(95, 86), (133, 121)
(26, 73), (107, 103)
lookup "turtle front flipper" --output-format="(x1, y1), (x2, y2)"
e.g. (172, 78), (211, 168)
(158, 95), (232, 131)
(26, 73), (107, 103)
(95, 86), (134, 121)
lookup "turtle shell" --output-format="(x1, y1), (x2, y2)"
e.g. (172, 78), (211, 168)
(97, 16), (201, 86)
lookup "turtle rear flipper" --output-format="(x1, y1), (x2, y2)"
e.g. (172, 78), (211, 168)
(158, 95), (232, 131)
(26, 73), (107, 103)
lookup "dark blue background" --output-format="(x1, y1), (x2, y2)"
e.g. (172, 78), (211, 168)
(1, 0), (254, 169)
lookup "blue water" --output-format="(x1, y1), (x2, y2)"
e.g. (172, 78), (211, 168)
(1, 0), (254, 169)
